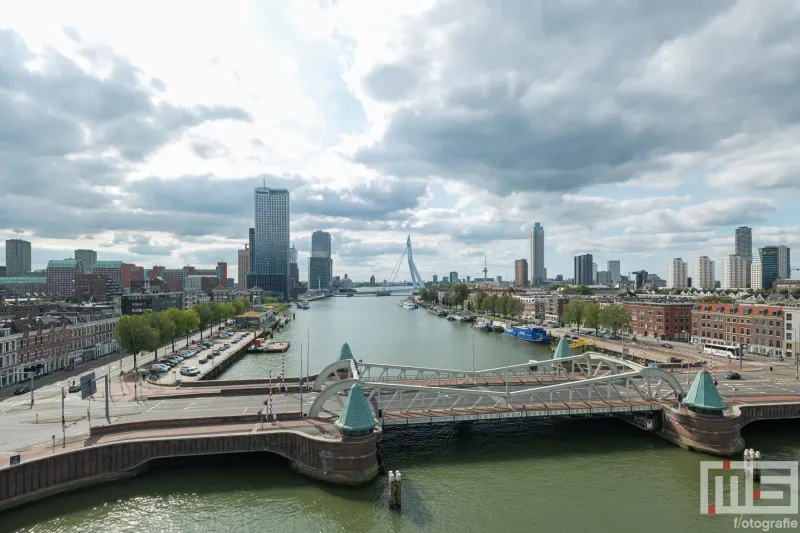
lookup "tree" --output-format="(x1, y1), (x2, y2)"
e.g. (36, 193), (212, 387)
(452, 284), (470, 307)
(221, 302), (236, 325)
(183, 309), (200, 345)
(210, 302), (223, 329)
(193, 303), (213, 339)
(583, 302), (601, 335)
(113, 315), (159, 395)
(164, 307), (188, 352)
(599, 304), (630, 336)
(143, 311), (176, 361)
(563, 300), (587, 329)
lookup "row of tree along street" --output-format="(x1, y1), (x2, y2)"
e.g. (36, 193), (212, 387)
(417, 286), (524, 316)
(112, 299), (250, 376)
(562, 301), (630, 336)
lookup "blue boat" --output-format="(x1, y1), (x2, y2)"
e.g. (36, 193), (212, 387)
(503, 325), (551, 344)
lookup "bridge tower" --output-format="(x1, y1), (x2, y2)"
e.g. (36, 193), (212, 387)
(406, 235), (424, 291)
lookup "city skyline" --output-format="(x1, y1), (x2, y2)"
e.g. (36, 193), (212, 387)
(0, 3), (799, 283)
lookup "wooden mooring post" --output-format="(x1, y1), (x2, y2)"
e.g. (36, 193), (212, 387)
(388, 470), (402, 509)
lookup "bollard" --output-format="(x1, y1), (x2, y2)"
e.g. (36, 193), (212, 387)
(388, 470), (402, 509)
(754, 450), (762, 482)
(35, 414), (38, 424)
(388, 471), (396, 508)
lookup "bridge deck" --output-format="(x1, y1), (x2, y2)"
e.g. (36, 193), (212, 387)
(380, 399), (671, 426)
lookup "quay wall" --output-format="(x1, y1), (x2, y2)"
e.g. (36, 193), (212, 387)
(0, 426), (380, 513)
(659, 402), (800, 456)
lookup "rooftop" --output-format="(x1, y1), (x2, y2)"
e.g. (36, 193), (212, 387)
(334, 384), (377, 436)
(552, 337), (573, 359)
(0, 277), (47, 284)
(47, 259), (79, 268)
(683, 371), (727, 412)
(237, 311), (267, 318)
(94, 261), (123, 269)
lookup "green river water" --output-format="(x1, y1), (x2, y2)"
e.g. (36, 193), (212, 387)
(3, 294), (799, 532)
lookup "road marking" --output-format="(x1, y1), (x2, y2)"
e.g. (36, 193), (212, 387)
(146, 400), (165, 413)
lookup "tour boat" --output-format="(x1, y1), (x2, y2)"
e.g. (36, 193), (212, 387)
(401, 299), (418, 309)
(297, 301), (310, 309)
(503, 325), (551, 344)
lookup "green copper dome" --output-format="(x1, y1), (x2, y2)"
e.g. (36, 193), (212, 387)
(338, 342), (354, 361)
(335, 384), (377, 437)
(553, 337), (573, 359)
(683, 371), (727, 414)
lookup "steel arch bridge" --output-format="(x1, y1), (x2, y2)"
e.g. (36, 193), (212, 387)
(308, 351), (684, 419)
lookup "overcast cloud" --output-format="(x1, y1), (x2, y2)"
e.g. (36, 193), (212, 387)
(0, 0), (798, 282)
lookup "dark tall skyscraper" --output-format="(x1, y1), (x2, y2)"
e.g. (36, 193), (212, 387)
(573, 254), (593, 285)
(735, 226), (753, 261)
(309, 230), (332, 291)
(247, 188), (290, 299)
(5, 239), (31, 277)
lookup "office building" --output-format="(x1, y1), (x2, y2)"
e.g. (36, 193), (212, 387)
(573, 254), (593, 285)
(720, 254), (748, 289)
(692, 303), (784, 357)
(759, 245), (791, 290)
(592, 263), (598, 283)
(432, 274), (438, 284)
(692, 256), (715, 290)
(596, 271), (612, 285)
(5, 239), (31, 277)
(735, 226), (753, 261)
(93, 261), (123, 286)
(634, 270), (648, 290)
(529, 223), (545, 286)
(248, 187), (290, 299)
(288, 246), (300, 296)
(369, 275), (376, 286)
(666, 258), (688, 289)
(607, 260), (621, 283)
(309, 230), (332, 291)
(238, 245), (250, 289)
(514, 259), (528, 287)
(121, 292), (185, 315)
(74, 249), (97, 274)
(449, 271), (459, 284)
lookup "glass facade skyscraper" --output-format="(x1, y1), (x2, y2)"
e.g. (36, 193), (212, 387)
(309, 230), (332, 291)
(247, 188), (290, 300)
(529, 222), (545, 286)
(759, 245), (791, 290)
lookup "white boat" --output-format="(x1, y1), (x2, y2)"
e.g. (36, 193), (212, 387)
(401, 300), (418, 309)
(297, 301), (310, 309)
(473, 318), (492, 331)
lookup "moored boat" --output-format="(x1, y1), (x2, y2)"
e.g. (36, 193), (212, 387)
(473, 318), (492, 331)
(503, 325), (551, 344)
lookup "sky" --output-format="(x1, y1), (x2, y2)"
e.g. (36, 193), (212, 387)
(1, 0), (799, 284)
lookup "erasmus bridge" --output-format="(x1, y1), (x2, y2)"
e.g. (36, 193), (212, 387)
(388, 235), (424, 291)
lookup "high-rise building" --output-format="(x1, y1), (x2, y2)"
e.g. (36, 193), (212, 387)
(529, 223), (545, 286)
(634, 270), (648, 290)
(758, 245), (791, 290)
(666, 258), (688, 289)
(309, 230), (332, 291)
(46, 259), (80, 296)
(74, 249), (97, 274)
(248, 228), (255, 275)
(449, 271), (459, 284)
(692, 256), (715, 290)
(735, 226), (753, 261)
(288, 246), (299, 296)
(592, 262), (598, 283)
(5, 239), (31, 277)
(237, 245), (250, 289)
(751, 262), (763, 290)
(514, 259), (528, 287)
(573, 254), (593, 285)
(432, 274), (438, 283)
(247, 187), (290, 299)
(607, 260), (621, 283)
(720, 254), (748, 289)
(369, 275), (375, 286)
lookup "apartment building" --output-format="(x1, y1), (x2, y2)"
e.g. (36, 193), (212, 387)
(691, 303), (784, 357)
(784, 308), (799, 358)
(0, 325), (22, 389)
(624, 301), (694, 341)
(544, 296), (570, 325)
(0, 311), (119, 389)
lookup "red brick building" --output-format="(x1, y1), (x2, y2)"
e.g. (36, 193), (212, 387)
(691, 303), (784, 357)
(93, 261), (123, 285)
(45, 259), (80, 296)
(122, 263), (143, 288)
(624, 301), (694, 341)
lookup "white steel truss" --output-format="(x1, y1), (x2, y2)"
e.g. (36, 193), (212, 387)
(307, 356), (684, 419)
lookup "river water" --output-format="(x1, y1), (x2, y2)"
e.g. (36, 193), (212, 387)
(4, 294), (800, 533)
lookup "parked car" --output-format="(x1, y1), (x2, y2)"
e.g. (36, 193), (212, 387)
(224, 343), (231, 349)
(180, 366), (201, 376)
(14, 385), (31, 395)
(198, 357), (209, 364)
(725, 371), (742, 380)
(151, 365), (169, 374)
(660, 343), (673, 349)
